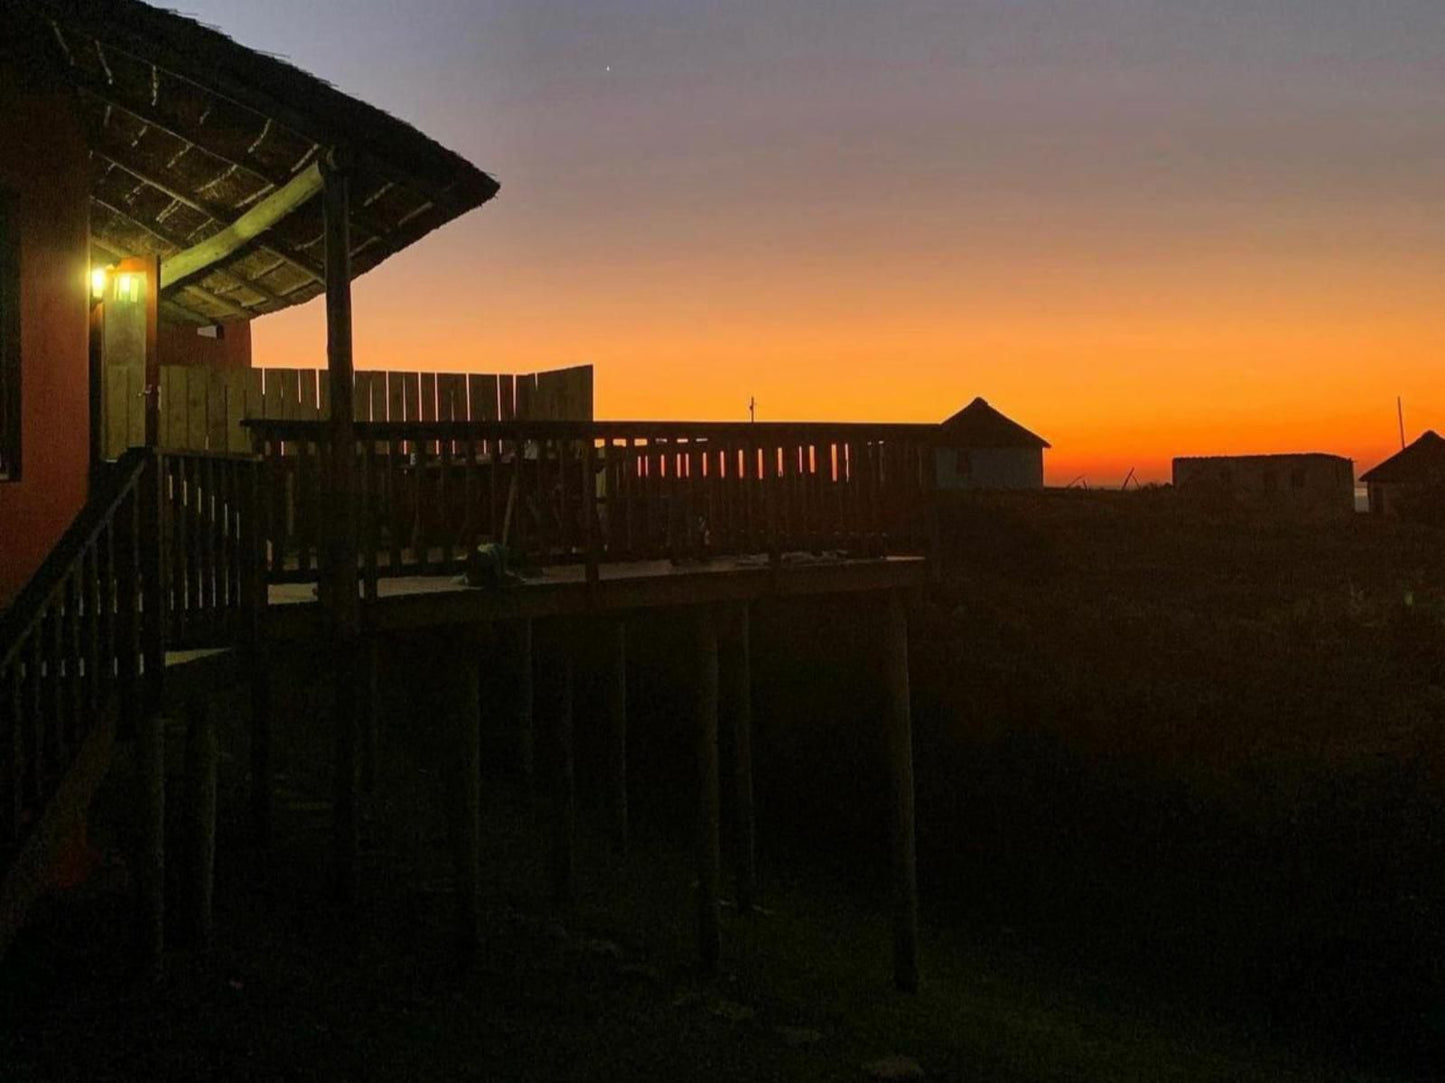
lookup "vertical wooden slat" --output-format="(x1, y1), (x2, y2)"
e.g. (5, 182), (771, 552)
(498, 374), (516, 422)
(387, 372), (407, 424)
(298, 369), (319, 422)
(207, 371), (228, 452)
(185, 366), (209, 452)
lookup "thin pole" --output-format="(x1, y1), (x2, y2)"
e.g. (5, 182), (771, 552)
(606, 619), (629, 856)
(723, 602), (756, 914)
(695, 605), (721, 976)
(883, 589), (919, 992)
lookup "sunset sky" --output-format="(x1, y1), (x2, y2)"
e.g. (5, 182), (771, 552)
(183, 0), (1443, 484)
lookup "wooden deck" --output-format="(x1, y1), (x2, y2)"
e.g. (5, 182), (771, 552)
(265, 554), (928, 636)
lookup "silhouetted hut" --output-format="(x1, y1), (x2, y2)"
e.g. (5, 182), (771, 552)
(1360, 431), (1445, 522)
(935, 397), (1050, 490)
(1172, 454), (1354, 517)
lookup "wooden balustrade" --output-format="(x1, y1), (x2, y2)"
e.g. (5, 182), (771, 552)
(0, 449), (158, 854)
(159, 451), (266, 649)
(245, 420), (940, 591)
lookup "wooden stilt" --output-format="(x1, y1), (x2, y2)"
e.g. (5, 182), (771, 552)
(605, 618), (628, 856)
(321, 148), (362, 908)
(248, 649), (272, 848)
(883, 589), (919, 992)
(360, 636), (380, 794)
(332, 647), (359, 907)
(542, 628), (575, 909)
(135, 711), (165, 976)
(514, 619), (535, 801)
(695, 605), (721, 976)
(449, 641), (482, 959)
(183, 699), (217, 951)
(723, 602), (756, 914)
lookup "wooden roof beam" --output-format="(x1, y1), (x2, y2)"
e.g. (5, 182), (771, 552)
(160, 160), (322, 290)
(42, 5), (494, 210)
(67, 69), (396, 241)
(92, 147), (326, 284)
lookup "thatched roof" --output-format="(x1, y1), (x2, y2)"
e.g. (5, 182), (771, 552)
(1360, 431), (1445, 485)
(939, 397), (1050, 449)
(5, 0), (498, 326)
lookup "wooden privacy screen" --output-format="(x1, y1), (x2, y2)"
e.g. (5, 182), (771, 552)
(158, 364), (594, 454)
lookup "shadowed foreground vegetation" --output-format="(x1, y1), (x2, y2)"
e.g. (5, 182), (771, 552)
(751, 490), (1444, 1077)
(2, 489), (1440, 1079)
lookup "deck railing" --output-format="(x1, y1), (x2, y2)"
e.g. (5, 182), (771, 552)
(159, 451), (267, 649)
(0, 447), (265, 855)
(245, 420), (940, 590)
(0, 448), (162, 854)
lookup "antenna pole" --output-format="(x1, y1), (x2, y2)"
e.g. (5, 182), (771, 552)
(1397, 396), (1406, 450)
(748, 396), (756, 423)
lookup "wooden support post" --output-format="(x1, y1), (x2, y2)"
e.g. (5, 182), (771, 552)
(695, 605), (721, 976)
(513, 619), (535, 801)
(183, 699), (217, 951)
(361, 636), (380, 794)
(605, 618), (628, 856)
(449, 640), (482, 960)
(723, 602), (756, 914)
(322, 149), (362, 907)
(883, 589), (919, 992)
(541, 627), (575, 909)
(249, 653), (272, 848)
(135, 710), (165, 976)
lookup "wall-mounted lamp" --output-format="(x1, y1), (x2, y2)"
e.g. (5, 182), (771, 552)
(116, 273), (141, 304)
(90, 266), (109, 300)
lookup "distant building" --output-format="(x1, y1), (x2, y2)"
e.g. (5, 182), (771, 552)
(1172, 454), (1354, 517)
(935, 398), (1050, 490)
(1360, 431), (1445, 522)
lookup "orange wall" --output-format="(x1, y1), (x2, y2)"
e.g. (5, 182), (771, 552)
(158, 318), (253, 370)
(0, 66), (92, 606)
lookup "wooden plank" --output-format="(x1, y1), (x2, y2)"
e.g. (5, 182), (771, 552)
(263, 368), (287, 420)
(126, 367), (147, 451)
(353, 371), (374, 422)
(467, 373), (497, 424)
(437, 374), (466, 422)
(278, 368), (301, 421)
(105, 370), (129, 459)
(186, 366), (209, 451)
(298, 369), (319, 422)
(387, 372), (408, 423)
(223, 370), (249, 453)
(161, 366), (186, 449)
(400, 372), (421, 421)
(369, 372), (388, 422)
(515, 372), (536, 420)
(318, 371), (331, 420)
(419, 372), (438, 422)
(498, 374), (516, 421)
(207, 370), (227, 451)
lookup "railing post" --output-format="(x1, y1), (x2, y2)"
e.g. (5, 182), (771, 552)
(322, 148), (362, 906)
(140, 450), (166, 716)
(583, 436), (599, 584)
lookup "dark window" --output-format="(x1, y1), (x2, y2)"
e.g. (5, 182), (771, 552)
(1290, 467), (1306, 489)
(0, 186), (18, 480)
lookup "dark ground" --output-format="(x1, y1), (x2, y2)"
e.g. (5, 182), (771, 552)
(2, 489), (1440, 1080)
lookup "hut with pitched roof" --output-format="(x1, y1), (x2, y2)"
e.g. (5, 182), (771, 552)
(1360, 431), (1445, 522)
(935, 397), (1050, 490)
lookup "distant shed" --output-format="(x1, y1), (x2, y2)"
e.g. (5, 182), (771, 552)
(1172, 453), (1354, 517)
(1360, 431), (1445, 522)
(935, 397), (1050, 490)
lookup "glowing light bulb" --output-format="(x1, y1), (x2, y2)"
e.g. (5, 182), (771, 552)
(91, 268), (108, 299)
